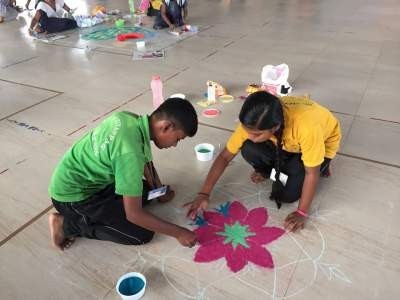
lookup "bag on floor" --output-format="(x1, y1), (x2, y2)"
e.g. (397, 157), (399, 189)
(261, 63), (292, 96)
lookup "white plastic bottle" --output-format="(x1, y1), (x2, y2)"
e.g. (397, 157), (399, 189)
(207, 82), (216, 104)
(151, 75), (164, 109)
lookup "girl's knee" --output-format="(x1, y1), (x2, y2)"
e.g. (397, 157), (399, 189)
(281, 190), (301, 203)
(241, 140), (259, 160)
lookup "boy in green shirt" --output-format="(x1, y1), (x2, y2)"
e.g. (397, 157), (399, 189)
(49, 98), (198, 250)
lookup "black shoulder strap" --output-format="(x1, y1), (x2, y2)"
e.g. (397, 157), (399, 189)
(35, 0), (45, 9)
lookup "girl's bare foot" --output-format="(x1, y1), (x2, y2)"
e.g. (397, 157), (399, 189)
(250, 171), (266, 183)
(48, 213), (75, 251)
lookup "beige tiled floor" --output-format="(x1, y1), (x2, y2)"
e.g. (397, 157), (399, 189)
(1, 0), (400, 299)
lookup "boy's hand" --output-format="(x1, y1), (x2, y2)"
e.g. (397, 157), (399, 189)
(176, 228), (197, 247)
(158, 186), (175, 203)
(284, 211), (306, 232)
(184, 194), (209, 220)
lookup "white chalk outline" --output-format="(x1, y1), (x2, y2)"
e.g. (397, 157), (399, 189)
(124, 182), (351, 299)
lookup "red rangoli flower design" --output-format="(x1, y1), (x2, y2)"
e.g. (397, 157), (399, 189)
(193, 201), (285, 273)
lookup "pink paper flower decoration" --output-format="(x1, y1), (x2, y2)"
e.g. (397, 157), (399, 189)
(194, 201), (285, 273)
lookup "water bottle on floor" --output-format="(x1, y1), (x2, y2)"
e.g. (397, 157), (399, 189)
(151, 75), (164, 109)
(128, 0), (135, 16)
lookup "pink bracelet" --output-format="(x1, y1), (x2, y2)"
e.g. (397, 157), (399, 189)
(296, 209), (308, 218)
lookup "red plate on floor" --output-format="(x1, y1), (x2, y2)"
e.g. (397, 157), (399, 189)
(202, 108), (221, 118)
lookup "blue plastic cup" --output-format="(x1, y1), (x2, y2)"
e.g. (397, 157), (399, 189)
(116, 272), (146, 300)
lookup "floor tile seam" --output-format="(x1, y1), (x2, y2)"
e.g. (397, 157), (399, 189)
(36, 42), (132, 57)
(159, 31), (199, 52)
(290, 32), (335, 85)
(352, 39), (384, 120)
(198, 122), (400, 169)
(341, 40), (384, 149)
(0, 78), (63, 94)
(333, 111), (400, 124)
(0, 204), (54, 247)
(64, 65), (188, 137)
(198, 30), (247, 61)
(0, 92), (64, 122)
(337, 152), (400, 169)
(0, 151), (44, 177)
(1, 56), (39, 69)
(94, 48), (132, 57)
(0, 159), (398, 247)
(368, 117), (400, 125)
(65, 90), (149, 137)
(198, 122), (234, 133)
(292, 32), (357, 149)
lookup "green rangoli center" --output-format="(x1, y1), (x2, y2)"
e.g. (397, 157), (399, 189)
(217, 221), (255, 248)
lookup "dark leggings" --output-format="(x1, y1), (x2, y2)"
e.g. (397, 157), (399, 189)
(52, 181), (154, 245)
(241, 140), (331, 203)
(153, 0), (184, 29)
(39, 10), (77, 34)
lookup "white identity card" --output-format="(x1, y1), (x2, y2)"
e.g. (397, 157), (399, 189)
(270, 168), (288, 186)
(147, 185), (168, 200)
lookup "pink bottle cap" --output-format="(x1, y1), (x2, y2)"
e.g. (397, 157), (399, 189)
(152, 75), (160, 80)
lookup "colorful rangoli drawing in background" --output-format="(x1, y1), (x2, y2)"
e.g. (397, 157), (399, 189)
(82, 26), (156, 41)
(193, 201), (285, 272)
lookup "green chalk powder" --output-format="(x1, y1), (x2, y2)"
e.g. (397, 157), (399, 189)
(198, 148), (211, 153)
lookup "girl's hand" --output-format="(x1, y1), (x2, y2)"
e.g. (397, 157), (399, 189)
(284, 211), (306, 232)
(183, 194), (209, 220)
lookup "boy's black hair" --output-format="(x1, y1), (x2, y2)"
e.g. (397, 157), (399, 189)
(151, 98), (198, 137)
(239, 91), (285, 208)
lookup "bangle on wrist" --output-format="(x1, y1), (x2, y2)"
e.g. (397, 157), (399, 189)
(198, 192), (209, 197)
(296, 209), (308, 218)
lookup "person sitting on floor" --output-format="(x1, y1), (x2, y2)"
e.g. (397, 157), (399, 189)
(0, 0), (22, 23)
(48, 98), (198, 250)
(185, 91), (341, 232)
(28, 0), (77, 35)
(153, 0), (187, 30)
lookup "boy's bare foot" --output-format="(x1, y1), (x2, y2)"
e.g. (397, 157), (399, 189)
(250, 171), (266, 183)
(48, 213), (75, 251)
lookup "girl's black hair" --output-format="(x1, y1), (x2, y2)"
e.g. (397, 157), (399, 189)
(239, 91), (285, 208)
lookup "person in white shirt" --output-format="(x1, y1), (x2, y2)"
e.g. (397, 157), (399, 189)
(153, 0), (188, 30)
(24, 0), (39, 10)
(28, 0), (77, 34)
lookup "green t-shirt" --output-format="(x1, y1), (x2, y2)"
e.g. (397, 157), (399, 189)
(49, 112), (153, 202)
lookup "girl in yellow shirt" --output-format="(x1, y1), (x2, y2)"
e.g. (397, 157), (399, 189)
(185, 91), (341, 232)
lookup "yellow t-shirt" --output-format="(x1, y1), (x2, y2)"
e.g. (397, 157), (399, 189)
(226, 96), (341, 167)
(150, 0), (163, 10)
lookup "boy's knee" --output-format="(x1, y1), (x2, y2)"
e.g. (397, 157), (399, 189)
(139, 231), (155, 245)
